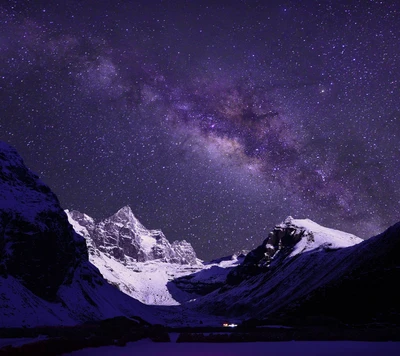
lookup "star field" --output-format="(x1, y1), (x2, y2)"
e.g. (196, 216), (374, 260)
(0, 0), (399, 260)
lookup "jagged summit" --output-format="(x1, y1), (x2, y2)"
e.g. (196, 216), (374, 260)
(117, 205), (134, 214)
(66, 207), (202, 306)
(110, 205), (145, 227)
(66, 206), (198, 265)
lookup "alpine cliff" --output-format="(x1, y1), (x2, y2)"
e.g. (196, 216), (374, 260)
(0, 141), (156, 327)
(66, 207), (198, 265)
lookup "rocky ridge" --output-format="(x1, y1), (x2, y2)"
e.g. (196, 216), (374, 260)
(194, 216), (366, 320)
(0, 141), (156, 327)
(66, 206), (198, 265)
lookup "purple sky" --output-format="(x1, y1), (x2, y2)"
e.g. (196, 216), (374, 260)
(1, 0), (399, 259)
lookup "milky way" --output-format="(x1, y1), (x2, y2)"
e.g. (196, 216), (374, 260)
(0, 1), (399, 259)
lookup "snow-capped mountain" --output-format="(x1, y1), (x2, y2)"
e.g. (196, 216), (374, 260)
(226, 216), (362, 285)
(0, 141), (156, 327)
(66, 209), (240, 305)
(66, 207), (198, 265)
(193, 216), (365, 319)
(277, 220), (400, 324)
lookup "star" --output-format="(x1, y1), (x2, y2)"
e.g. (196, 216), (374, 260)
(0, 0), (399, 260)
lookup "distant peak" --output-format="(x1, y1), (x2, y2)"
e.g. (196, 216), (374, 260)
(284, 216), (294, 224)
(119, 205), (133, 212)
(115, 205), (134, 216)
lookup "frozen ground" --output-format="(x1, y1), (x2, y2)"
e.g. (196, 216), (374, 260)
(63, 339), (400, 356)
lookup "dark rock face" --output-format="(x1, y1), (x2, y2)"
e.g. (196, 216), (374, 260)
(277, 222), (400, 324)
(194, 218), (400, 325)
(194, 217), (367, 320)
(0, 142), (87, 301)
(226, 217), (308, 285)
(67, 206), (198, 265)
(93, 207), (143, 261)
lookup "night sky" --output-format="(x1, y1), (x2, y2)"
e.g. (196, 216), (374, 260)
(1, 0), (399, 260)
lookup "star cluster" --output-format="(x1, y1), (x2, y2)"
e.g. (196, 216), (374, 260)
(0, 0), (399, 260)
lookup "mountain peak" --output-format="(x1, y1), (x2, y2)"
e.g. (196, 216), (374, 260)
(67, 207), (199, 265)
(0, 141), (158, 328)
(284, 216), (294, 224)
(116, 205), (134, 215)
(113, 205), (137, 221)
(226, 217), (363, 286)
(275, 217), (363, 257)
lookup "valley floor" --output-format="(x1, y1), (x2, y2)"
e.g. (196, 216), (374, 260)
(64, 339), (400, 356)
(2, 324), (400, 355)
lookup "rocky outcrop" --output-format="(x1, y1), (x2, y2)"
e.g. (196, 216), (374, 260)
(227, 216), (362, 285)
(0, 142), (87, 301)
(66, 206), (198, 265)
(0, 141), (156, 327)
(171, 240), (198, 265)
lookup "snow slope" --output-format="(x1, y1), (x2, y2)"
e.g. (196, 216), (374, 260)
(66, 209), (241, 305)
(278, 216), (362, 257)
(0, 263), (158, 327)
(193, 216), (364, 319)
(66, 208), (242, 306)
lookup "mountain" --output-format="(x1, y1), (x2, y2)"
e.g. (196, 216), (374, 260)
(0, 141), (156, 327)
(226, 216), (362, 285)
(192, 216), (365, 320)
(66, 209), (240, 306)
(66, 207), (198, 265)
(192, 216), (400, 325)
(275, 221), (400, 324)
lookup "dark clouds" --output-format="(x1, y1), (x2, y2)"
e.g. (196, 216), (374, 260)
(0, 0), (399, 259)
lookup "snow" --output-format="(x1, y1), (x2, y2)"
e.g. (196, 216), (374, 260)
(66, 207), (199, 265)
(89, 253), (203, 305)
(82, 245), (238, 305)
(194, 218), (366, 319)
(57, 261), (159, 324)
(0, 276), (76, 327)
(188, 260), (238, 284)
(65, 211), (91, 238)
(66, 209), (240, 306)
(109, 206), (165, 257)
(282, 217), (363, 257)
(0, 263), (159, 328)
(63, 340), (400, 356)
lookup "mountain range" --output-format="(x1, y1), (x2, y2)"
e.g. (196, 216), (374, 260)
(1, 140), (399, 329)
